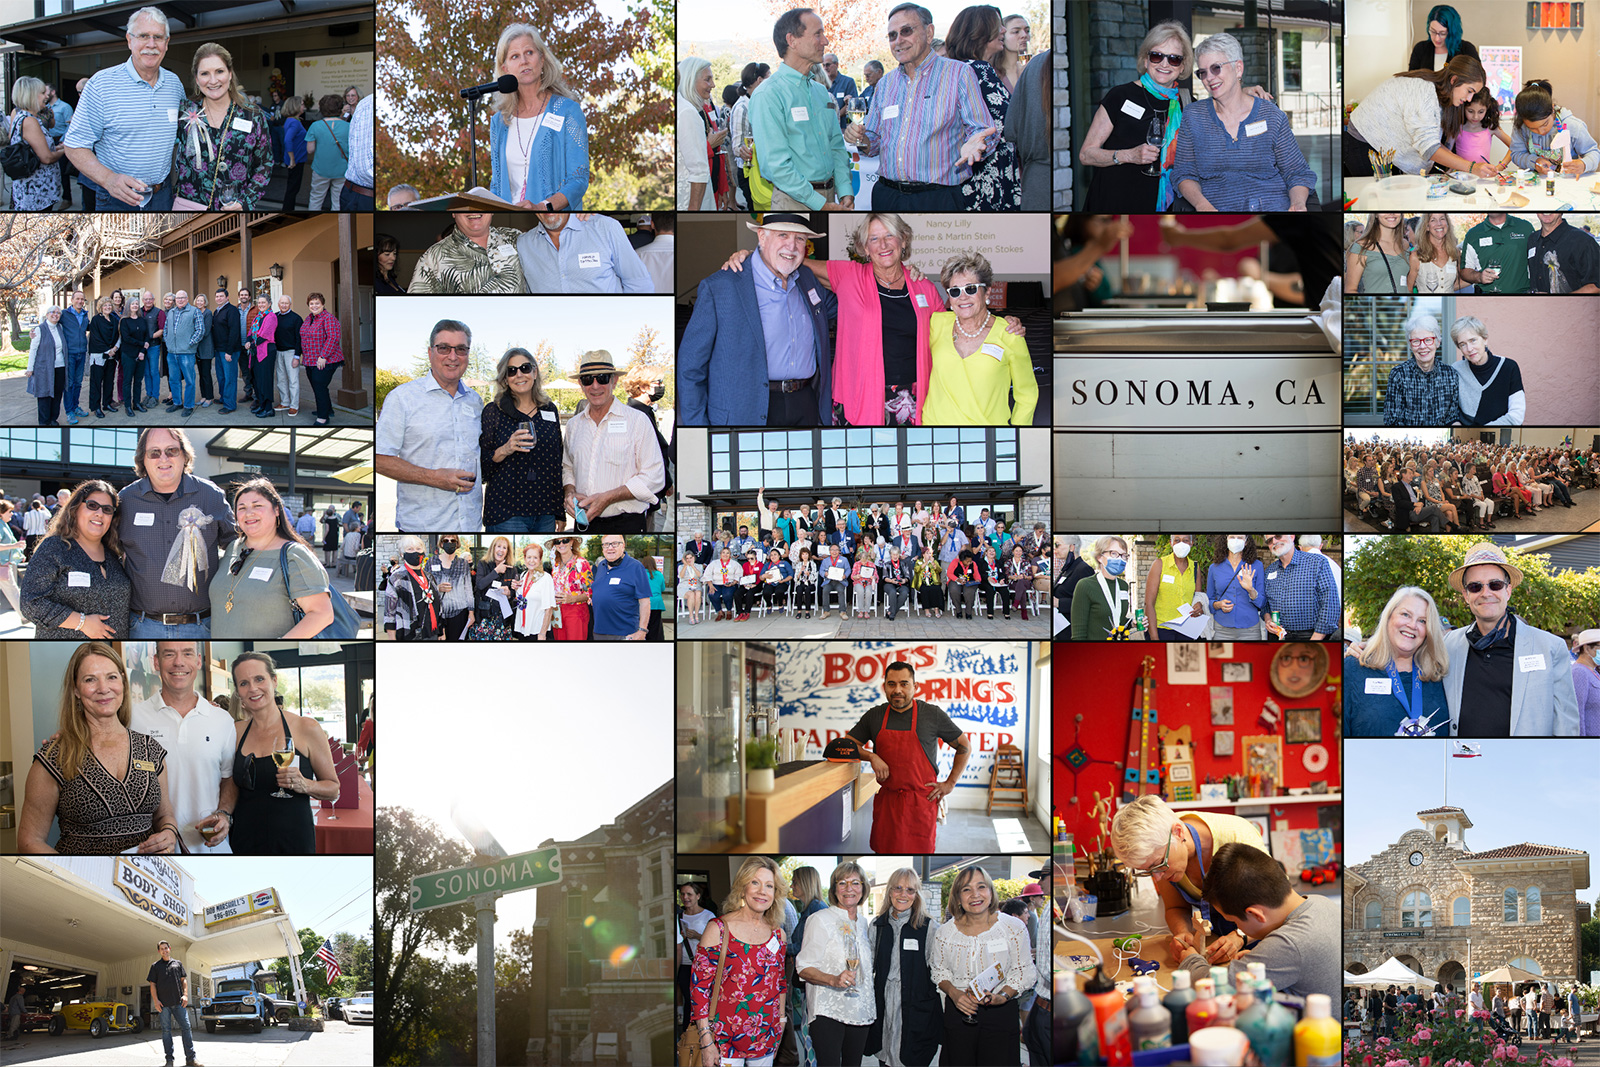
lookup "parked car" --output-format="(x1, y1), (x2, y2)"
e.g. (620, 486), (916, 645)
(201, 978), (274, 1034)
(324, 996), (343, 1020)
(342, 993), (373, 1025)
(49, 1002), (144, 1038)
(1, 998), (54, 1033)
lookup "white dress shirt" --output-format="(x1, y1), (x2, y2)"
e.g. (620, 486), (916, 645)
(561, 401), (664, 517)
(130, 691), (235, 854)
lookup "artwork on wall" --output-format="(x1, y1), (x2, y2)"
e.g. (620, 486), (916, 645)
(1210, 686), (1234, 725)
(1221, 662), (1252, 683)
(1242, 735), (1283, 789)
(1167, 643), (1207, 685)
(1208, 642), (1233, 658)
(1284, 706), (1322, 744)
(1214, 730), (1235, 757)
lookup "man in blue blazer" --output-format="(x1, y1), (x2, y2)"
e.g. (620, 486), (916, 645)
(678, 213), (837, 426)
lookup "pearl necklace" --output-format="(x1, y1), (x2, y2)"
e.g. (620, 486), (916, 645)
(955, 311), (992, 338)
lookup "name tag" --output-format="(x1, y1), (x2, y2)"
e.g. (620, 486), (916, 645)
(881, 105), (900, 120)
(166, 108), (178, 123)
(541, 408), (557, 421)
(1365, 677), (1393, 695)
(1161, 574), (1175, 584)
(609, 576), (622, 585)
(791, 106), (809, 122)
(1244, 120), (1268, 137)
(578, 252), (602, 268)
(1479, 237), (1494, 246)
(231, 117), (253, 133)
(133, 759), (157, 773)
(68, 571), (92, 587)
(135, 512), (155, 526)
(987, 941), (1005, 954)
(903, 938), (919, 950)
(1120, 99), (1147, 120)
(1518, 654), (1546, 672)
(432, 564), (442, 571)
(835, 91), (846, 99)
(541, 112), (565, 132)
(249, 566), (274, 582)
(807, 288), (821, 306)
(1116, 589), (1128, 600)
(1267, 571), (1278, 580)
(980, 341), (1004, 360)
(1528, 246), (1537, 257)
(607, 418), (627, 434)
(914, 293), (928, 307)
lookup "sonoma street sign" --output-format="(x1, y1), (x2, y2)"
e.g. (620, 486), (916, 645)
(410, 847), (563, 912)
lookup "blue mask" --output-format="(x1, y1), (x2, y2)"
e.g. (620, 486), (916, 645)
(1106, 557), (1127, 576)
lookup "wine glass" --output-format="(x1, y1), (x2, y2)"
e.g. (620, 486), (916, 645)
(1143, 114), (1165, 176)
(270, 742), (296, 798)
(846, 96), (868, 129)
(843, 943), (860, 999)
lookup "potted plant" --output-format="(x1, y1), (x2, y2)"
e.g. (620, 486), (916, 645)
(746, 736), (779, 794)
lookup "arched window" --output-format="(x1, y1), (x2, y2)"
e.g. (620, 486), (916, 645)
(1504, 886), (1519, 922)
(1526, 887), (1541, 922)
(1508, 957), (1542, 976)
(1365, 901), (1382, 929)
(1452, 896), (1470, 926)
(1402, 890), (1432, 928)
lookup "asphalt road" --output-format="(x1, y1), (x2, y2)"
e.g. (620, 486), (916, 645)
(0, 1017), (373, 1066)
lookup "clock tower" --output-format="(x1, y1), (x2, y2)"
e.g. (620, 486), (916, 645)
(1417, 805), (1472, 851)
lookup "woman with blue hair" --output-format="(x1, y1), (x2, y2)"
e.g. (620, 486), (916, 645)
(1409, 5), (1478, 72)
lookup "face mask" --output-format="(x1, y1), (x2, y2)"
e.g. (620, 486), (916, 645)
(1227, 537), (1246, 553)
(648, 383), (665, 402)
(1105, 557), (1126, 576)
(1171, 542), (1191, 558)
(439, 540), (458, 554)
(402, 552), (423, 566)
(1271, 540), (1294, 557)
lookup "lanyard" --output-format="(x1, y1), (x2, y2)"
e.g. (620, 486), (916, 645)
(1384, 660), (1423, 721)
(1096, 573), (1125, 630)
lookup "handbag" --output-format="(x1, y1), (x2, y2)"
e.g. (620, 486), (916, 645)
(677, 917), (729, 1067)
(280, 543), (361, 638)
(2, 114), (43, 180)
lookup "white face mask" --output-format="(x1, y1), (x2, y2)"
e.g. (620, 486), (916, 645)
(1227, 537), (1247, 553)
(1171, 542), (1191, 558)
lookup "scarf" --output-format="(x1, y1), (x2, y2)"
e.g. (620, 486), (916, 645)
(1138, 73), (1183, 210)
(1469, 607), (1512, 651)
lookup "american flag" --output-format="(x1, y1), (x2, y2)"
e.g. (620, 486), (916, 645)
(313, 939), (341, 983)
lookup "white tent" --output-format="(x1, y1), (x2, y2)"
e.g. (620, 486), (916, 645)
(1343, 957), (1438, 989)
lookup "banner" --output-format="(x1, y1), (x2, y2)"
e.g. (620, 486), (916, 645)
(293, 51), (374, 102)
(771, 642), (1032, 787)
(115, 857), (188, 928)
(1057, 355), (1340, 431)
(204, 887), (281, 926)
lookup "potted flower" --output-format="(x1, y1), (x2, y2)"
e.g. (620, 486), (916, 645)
(746, 736), (779, 794)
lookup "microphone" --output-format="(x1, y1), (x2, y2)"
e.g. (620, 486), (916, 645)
(460, 73), (517, 100)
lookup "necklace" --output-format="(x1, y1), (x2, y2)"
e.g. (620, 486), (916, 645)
(955, 311), (992, 338)
(875, 277), (908, 299)
(513, 92), (549, 202)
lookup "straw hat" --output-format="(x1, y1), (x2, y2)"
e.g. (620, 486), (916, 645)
(1447, 542), (1524, 595)
(576, 350), (616, 374)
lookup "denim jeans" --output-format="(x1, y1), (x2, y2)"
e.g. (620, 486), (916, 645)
(145, 344), (164, 399)
(130, 615), (211, 639)
(216, 350), (238, 410)
(339, 183), (374, 210)
(170, 351), (197, 409)
(78, 174), (175, 212)
(485, 514), (558, 533)
(159, 1003), (196, 1061)
(65, 347), (86, 411)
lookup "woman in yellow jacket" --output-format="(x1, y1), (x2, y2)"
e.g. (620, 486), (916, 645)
(1143, 533), (1208, 641)
(919, 251), (1038, 426)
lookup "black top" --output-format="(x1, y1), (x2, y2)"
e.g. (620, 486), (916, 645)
(1407, 38), (1479, 71)
(375, 273), (406, 296)
(118, 313), (150, 357)
(231, 705), (317, 855)
(1262, 214), (1343, 308)
(847, 699), (964, 773)
(474, 560), (522, 617)
(1085, 82), (1186, 212)
(147, 958), (186, 1004)
(1054, 555), (1094, 635)
(1462, 352), (1523, 426)
(1458, 614), (1516, 737)
(18, 535), (132, 640)
(477, 401), (565, 527)
(210, 302), (243, 351)
(88, 315), (120, 352)
(273, 310), (304, 350)
(1530, 220), (1600, 293)
(879, 285), (918, 386)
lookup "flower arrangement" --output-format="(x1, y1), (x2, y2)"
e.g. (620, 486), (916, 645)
(1344, 1001), (1578, 1067)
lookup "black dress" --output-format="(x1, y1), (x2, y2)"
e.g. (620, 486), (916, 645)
(231, 706), (317, 854)
(1407, 39), (1478, 71)
(962, 60), (1021, 211)
(477, 401), (564, 529)
(1084, 82), (1188, 212)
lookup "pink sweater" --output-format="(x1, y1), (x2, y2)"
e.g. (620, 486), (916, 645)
(827, 259), (945, 425)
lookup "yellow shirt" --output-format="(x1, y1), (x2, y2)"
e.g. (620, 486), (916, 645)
(1151, 553), (1198, 627)
(919, 312), (1038, 426)
(1173, 811), (1270, 900)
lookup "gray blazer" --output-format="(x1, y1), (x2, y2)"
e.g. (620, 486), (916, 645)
(1442, 615), (1580, 736)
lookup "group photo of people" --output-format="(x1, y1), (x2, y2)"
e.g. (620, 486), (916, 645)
(1343, 212), (1600, 294)
(676, 3), (1051, 212)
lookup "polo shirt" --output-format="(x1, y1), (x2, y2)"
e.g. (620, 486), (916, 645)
(1459, 216), (1536, 293)
(375, 371), (485, 531)
(63, 57), (185, 185)
(592, 553), (651, 637)
(131, 692), (235, 853)
(514, 215), (654, 294)
(1529, 219), (1600, 293)
(748, 62), (854, 209)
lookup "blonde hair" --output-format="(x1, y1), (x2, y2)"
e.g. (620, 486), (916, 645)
(827, 860), (870, 907)
(948, 866), (999, 919)
(1414, 213), (1458, 267)
(791, 866), (823, 911)
(846, 212), (914, 261)
(1110, 794), (1181, 866)
(486, 535), (513, 564)
(10, 75), (45, 114)
(723, 856), (789, 925)
(493, 23), (575, 127)
(1137, 20), (1195, 79)
(1358, 586), (1450, 682)
(45, 643), (133, 781)
(1093, 535), (1129, 566)
(191, 43), (253, 113)
(876, 867), (930, 929)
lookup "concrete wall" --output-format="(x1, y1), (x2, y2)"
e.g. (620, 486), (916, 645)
(1452, 425), (1600, 448)
(1455, 297), (1600, 424)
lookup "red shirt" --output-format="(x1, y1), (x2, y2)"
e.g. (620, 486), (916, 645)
(298, 311), (343, 367)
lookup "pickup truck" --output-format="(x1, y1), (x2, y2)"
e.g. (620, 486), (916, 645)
(201, 979), (276, 1034)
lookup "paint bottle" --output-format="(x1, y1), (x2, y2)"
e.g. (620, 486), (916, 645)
(1294, 993), (1342, 1066)
(1209, 964), (1237, 1027)
(1128, 976), (1172, 1050)
(1083, 965), (1133, 1067)
(1247, 975), (1298, 1066)
(1053, 970), (1100, 1066)
(1187, 976), (1221, 1036)
(1162, 968), (1197, 1044)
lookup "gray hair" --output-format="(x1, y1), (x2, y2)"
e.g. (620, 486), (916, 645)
(864, 60), (885, 75)
(387, 183), (419, 206)
(1405, 312), (1441, 338)
(397, 535), (425, 553)
(939, 251), (993, 289)
(888, 2), (934, 26)
(1449, 315), (1487, 344)
(846, 212), (914, 260)
(126, 5), (169, 35)
(1195, 31), (1243, 67)
(429, 319), (472, 350)
(44, 305), (62, 316)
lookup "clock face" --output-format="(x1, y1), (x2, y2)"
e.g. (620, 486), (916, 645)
(1410, 851), (1424, 866)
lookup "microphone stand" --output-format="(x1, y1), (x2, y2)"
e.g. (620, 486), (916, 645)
(463, 89), (485, 190)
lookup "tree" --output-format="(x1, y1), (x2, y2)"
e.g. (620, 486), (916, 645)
(376, 806), (476, 1066)
(375, 0), (671, 208)
(271, 927), (337, 1003)
(759, 0), (896, 74)
(0, 214), (176, 337)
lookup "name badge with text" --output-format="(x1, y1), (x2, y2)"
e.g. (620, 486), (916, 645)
(980, 341), (1004, 360)
(791, 106), (809, 122)
(1268, 571), (1278, 580)
(609, 576), (622, 585)
(807, 288), (821, 306)
(68, 571), (92, 587)
(881, 105), (900, 120)
(607, 418), (627, 433)
(166, 108), (179, 123)
(1244, 120), (1268, 137)
(1161, 574), (1175, 584)
(231, 117), (254, 133)
(133, 759), (157, 773)
(578, 252), (602, 269)
(135, 512), (155, 526)
(1518, 654), (1546, 672)
(249, 566), (274, 582)
(903, 938), (919, 950)
(541, 409), (558, 421)
(1365, 677), (1392, 695)
(1479, 237), (1494, 246)
(541, 112), (565, 132)
(1120, 99), (1146, 120)
(914, 293), (928, 307)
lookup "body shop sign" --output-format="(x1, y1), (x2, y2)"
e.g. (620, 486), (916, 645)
(115, 857), (188, 928)
(771, 642), (1031, 787)
(1058, 355), (1340, 431)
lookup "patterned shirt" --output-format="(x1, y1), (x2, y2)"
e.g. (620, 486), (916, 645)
(1171, 96), (1317, 210)
(115, 473), (237, 615)
(344, 93), (373, 188)
(1383, 359), (1463, 426)
(860, 53), (995, 186)
(34, 731), (166, 854)
(375, 372), (485, 531)
(298, 311), (343, 367)
(408, 226), (527, 294)
(63, 57), (185, 185)
(1263, 548), (1340, 635)
(173, 101), (273, 209)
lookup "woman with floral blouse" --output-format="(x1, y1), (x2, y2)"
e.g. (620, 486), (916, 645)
(173, 44), (273, 210)
(691, 857), (788, 1067)
(549, 535), (593, 641)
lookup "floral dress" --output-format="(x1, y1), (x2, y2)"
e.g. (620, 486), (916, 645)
(961, 61), (1021, 211)
(8, 111), (61, 211)
(552, 557), (593, 641)
(690, 919), (788, 1060)
(173, 101), (273, 209)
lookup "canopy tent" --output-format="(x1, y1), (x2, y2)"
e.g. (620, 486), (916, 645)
(1474, 964), (1546, 987)
(1343, 957), (1438, 989)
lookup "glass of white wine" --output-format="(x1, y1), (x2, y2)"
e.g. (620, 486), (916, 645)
(270, 742), (296, 798)
(846, 96), (868, 129)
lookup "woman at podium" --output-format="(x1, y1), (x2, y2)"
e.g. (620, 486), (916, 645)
(487, 22), (591, 210)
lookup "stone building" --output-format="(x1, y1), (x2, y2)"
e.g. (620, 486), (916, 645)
(1344, 806), (1592, 987)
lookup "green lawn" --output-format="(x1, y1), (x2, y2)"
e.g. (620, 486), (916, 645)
(0, 351), (27, 373)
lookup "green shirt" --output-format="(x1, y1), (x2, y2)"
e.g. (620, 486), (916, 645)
(1459, 215), (1536, 293)
(209, 540), (330, 638)
(748, 62), (854, 209)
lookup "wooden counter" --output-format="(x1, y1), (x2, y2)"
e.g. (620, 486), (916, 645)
(716, 761), (881, 853)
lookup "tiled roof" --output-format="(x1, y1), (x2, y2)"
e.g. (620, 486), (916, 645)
(1416, 806), (1466, 814)
(1466, 843), (1588, 860)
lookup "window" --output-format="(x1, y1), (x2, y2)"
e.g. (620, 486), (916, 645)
(1364, 901), (1381, 929)
(566, 947), (584, 987)
(1526, 887), (1540, 922)
(1402, 890), (1432, 928)
(1282, 31), (1303, 92)
(649, 854), (664, 898)
(1343, 296), (1449, 421)
(709, 429), (1023, 493)
(1508, 957), (1542, 976)
(1504, 887), (1519, 923)
(0, 429), (64, 462)
(566, 890), (584, 920)
(1452, 896), (1470, 926)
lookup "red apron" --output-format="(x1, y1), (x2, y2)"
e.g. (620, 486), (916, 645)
(868, 701), (939, 853)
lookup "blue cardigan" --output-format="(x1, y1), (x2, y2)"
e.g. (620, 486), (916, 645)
(488, 94), (590, 208)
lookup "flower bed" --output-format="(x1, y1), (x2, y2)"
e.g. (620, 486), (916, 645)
(1345, 1004), (1580, 1067)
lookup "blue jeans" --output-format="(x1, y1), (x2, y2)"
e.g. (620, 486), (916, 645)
(145, 344), (163, 398)
(216, 351), (238, 410)
(339, 182), (373, 210)
(485, 514), (558, 533)
(65, 347), (85, 411)
(78, 173), (175, 212)
(170, 351), (197, 409)
(159, 1003), (196, 1061)
(130, 614), (211, 639)
(709, 585), (735, 611)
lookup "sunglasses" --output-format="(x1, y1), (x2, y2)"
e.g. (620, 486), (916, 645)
(887, 25), (920, 41)
(1148, 50), (1184, 67)
(1464, 579), (1509, 594)
(946, 283), (987, 297)
(229, 546), (257, 577)
(144, 447), (184, 461)
(506, 363), (534, 376)
(580, 373), (614, 386)
(81, 500), (116, 515)
(1198, 61), (1236, 79)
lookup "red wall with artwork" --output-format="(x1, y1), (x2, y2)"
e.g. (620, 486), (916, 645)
(1053, 643), (1341, 858)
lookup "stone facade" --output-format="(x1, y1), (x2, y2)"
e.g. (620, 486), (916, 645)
(675, 501), (712, 543)
(1053, 3), (1069, 209)
(1344, 807), (1590, 985)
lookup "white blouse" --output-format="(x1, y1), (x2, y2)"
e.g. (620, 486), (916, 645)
(514, 570), (555, 636)
(795, 905), (876, 1026)
(929, 912), (1036, 999)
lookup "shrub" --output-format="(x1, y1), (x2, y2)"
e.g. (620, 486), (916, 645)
(375, 368), (412, 416)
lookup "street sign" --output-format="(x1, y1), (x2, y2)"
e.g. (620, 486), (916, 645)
(409, 847), (562, 913)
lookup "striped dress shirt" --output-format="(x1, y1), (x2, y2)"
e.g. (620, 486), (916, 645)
(860, 53), (994, 186)
(344, 93), (373, 188)
(64, 58), (185, 185)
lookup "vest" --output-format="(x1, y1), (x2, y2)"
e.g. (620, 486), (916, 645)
(866, 914), (940, 1065)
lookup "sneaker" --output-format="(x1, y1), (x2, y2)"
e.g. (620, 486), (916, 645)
(288, 407), (298, 415)
(68, 412), (79, 424)
(94, 408), (105, 418)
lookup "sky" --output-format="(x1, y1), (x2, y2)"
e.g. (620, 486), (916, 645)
(376, 643), (673, 946)
(1344, 739), (1600, 901)
(184, 856), (375, 942)
(375, 295), (675, 376)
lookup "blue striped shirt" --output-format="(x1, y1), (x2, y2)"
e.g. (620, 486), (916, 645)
(344, 94), (373, 188)
(1170, 95), (1317, 210)
(861, 54), (994, 186)
(1263, 549), (1340, 635)
(514, 214), (654, 294)
(63, 58), (185, 185)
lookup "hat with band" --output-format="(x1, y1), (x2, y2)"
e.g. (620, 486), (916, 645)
(1447, 542), (1524, 595)
(745, 212), (826, 238)
(577, 350), (616, 374)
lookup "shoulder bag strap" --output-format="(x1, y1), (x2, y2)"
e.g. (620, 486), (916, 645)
(324, 118), (348, 160)
(704, 917), (731, 1048)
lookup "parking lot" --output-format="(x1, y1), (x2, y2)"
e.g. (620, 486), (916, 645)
(0, 1017), (373, 1066)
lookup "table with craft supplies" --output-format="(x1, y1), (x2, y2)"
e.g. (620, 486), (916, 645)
(1345, 170), (1600, 211)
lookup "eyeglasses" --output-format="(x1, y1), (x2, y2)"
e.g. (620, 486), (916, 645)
(887, 25), (920, 41)
(1408, 338), (1437, 347)
(1198, 61), (1235, 78)
(144, 447), (184, 461)
(1103, 550), (1128, 560)
(579, 373), (614, 386)
(81, 500), (117, 515)
(130, 32), (169, 43)
(1131, 832), (1176, 876)
(946, 283), (987, 297)
(506, 363), (534, 376)
(1464, 579), (1509, 594)
(1148, 50), (1184, 67)
(837, 879), (864, 889)
(432, 343), (470, 357)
